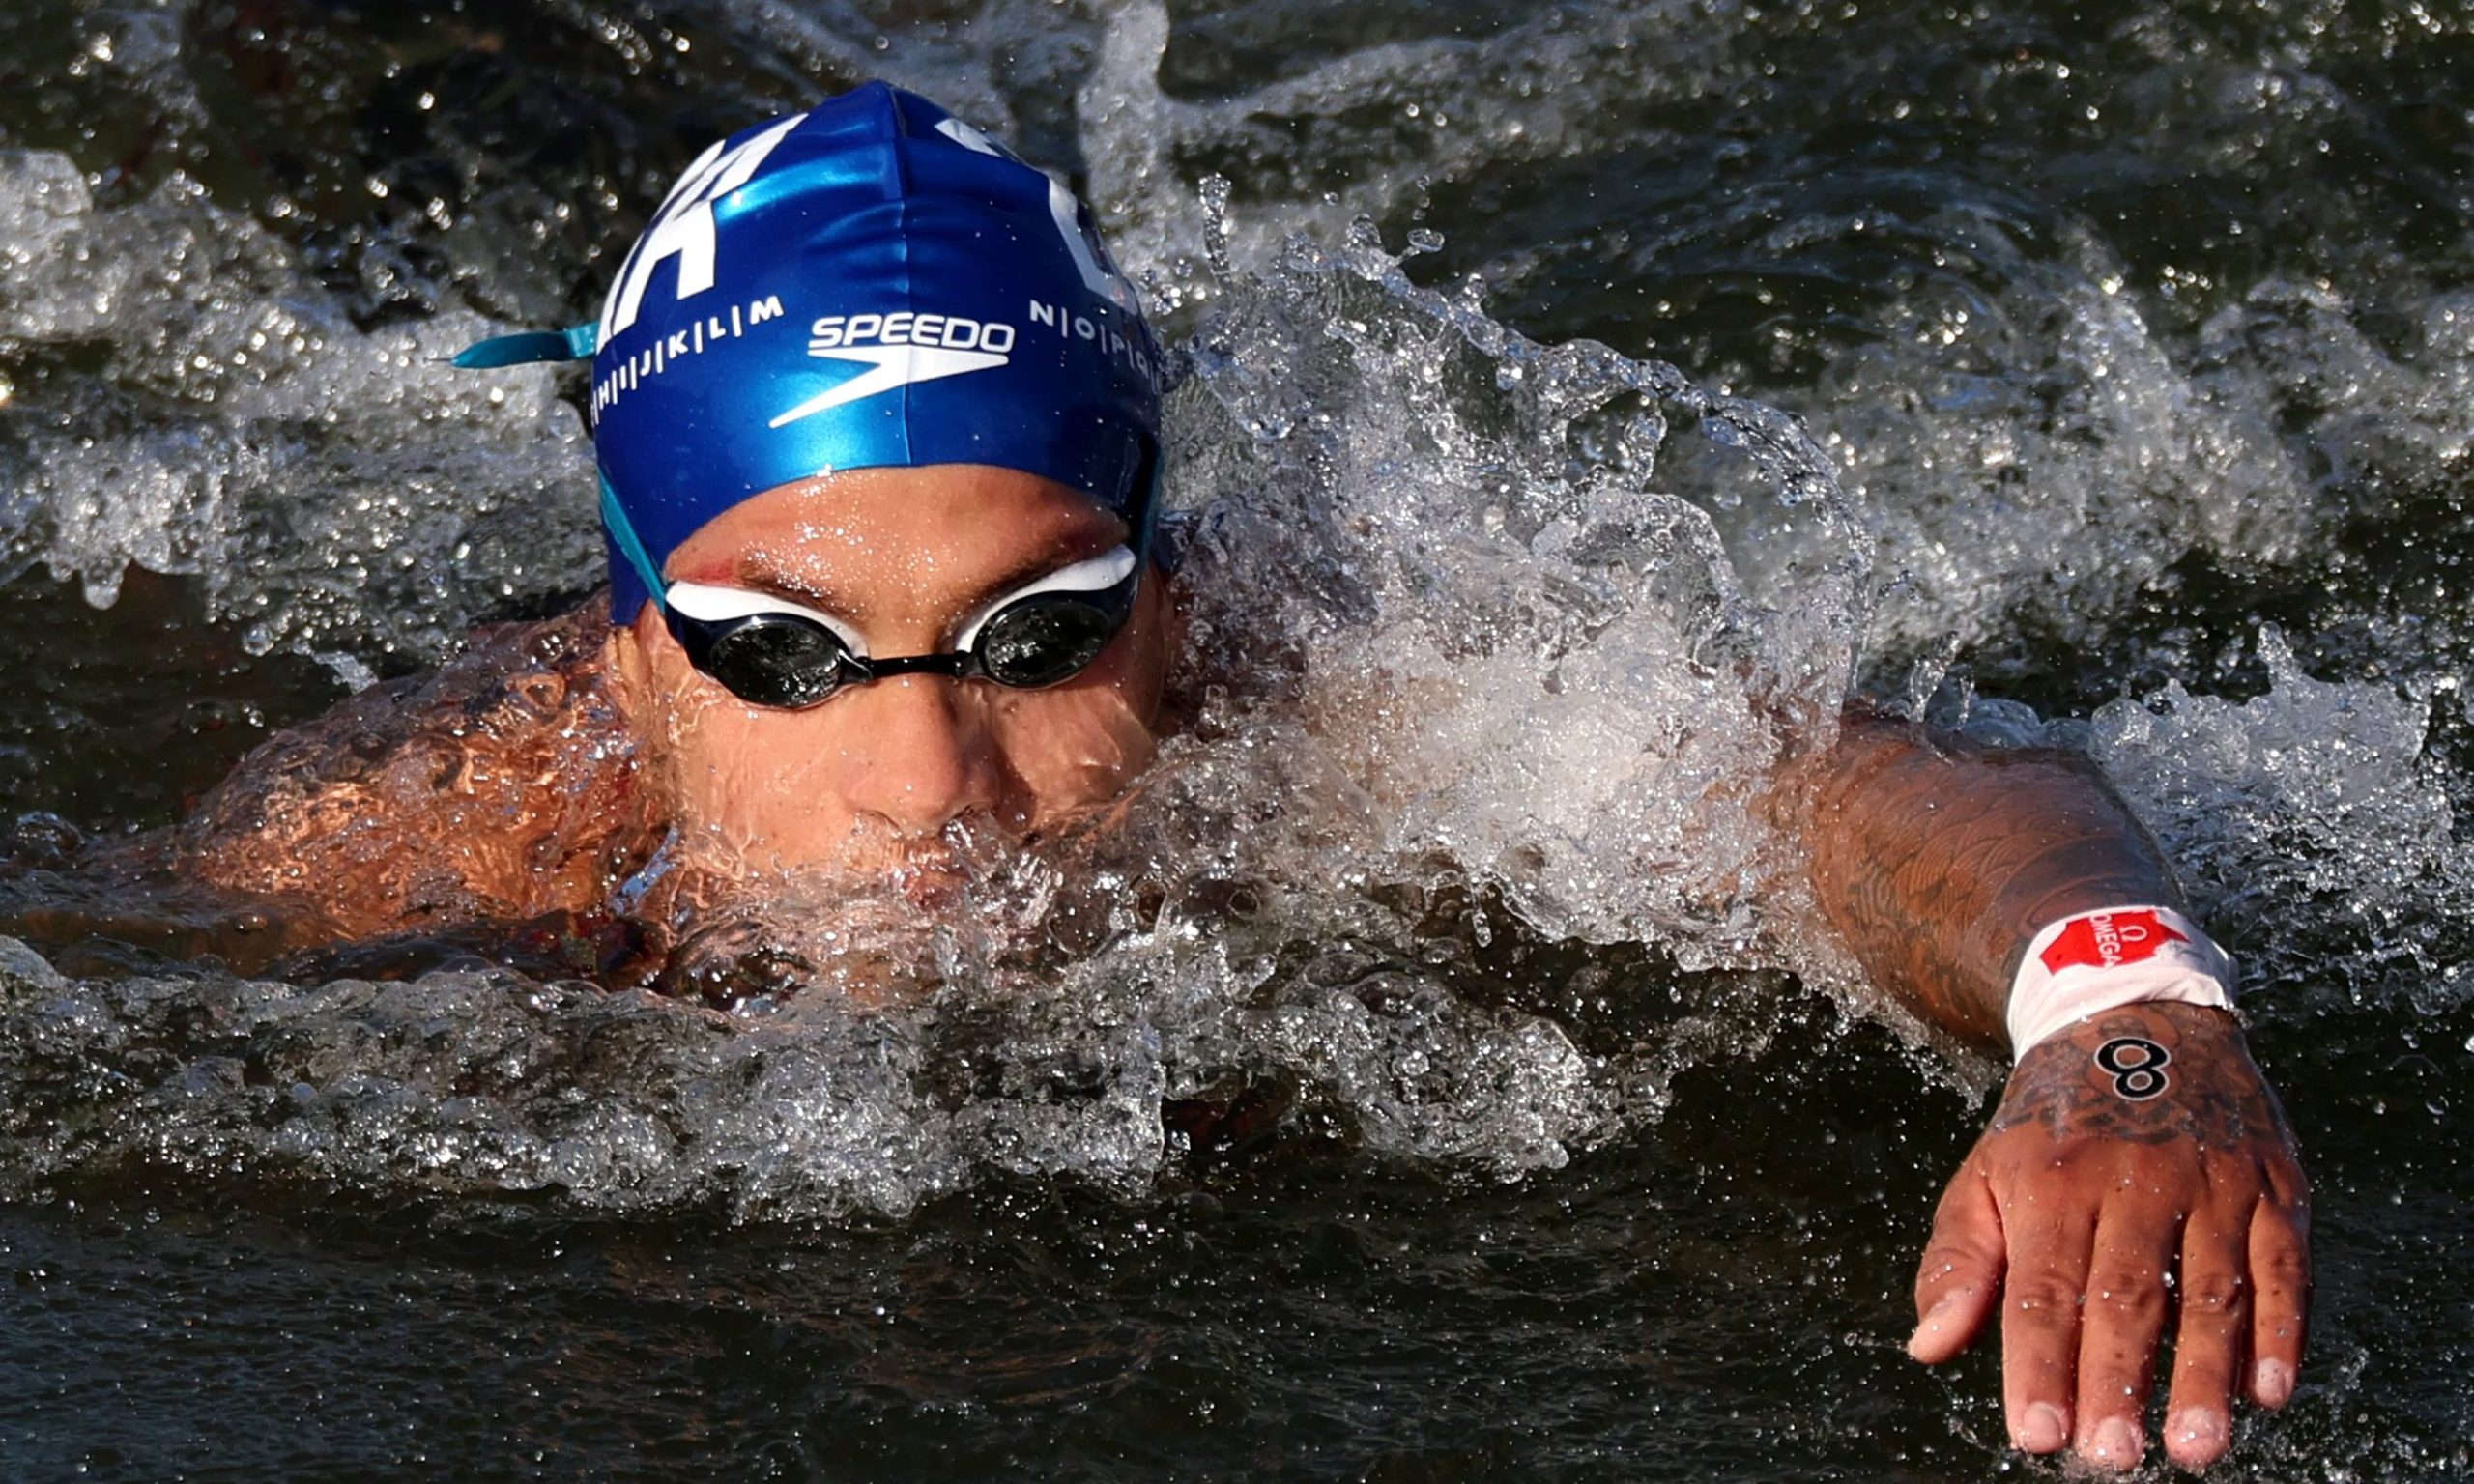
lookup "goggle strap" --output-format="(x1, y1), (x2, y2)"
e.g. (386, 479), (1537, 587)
(599, 472), (672, 612)
(1135, 444), (1162, 558)
(451, 322), (601, 369)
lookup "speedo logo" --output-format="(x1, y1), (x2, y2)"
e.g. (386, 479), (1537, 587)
(808, 312), (1017, 355)
(769, 312), (1019, 429)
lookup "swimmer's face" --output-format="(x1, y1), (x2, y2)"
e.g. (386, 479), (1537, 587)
(611, 465), (1175, 891)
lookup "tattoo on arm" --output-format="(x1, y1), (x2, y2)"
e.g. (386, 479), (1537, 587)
(1790, 708), (2189, 1049)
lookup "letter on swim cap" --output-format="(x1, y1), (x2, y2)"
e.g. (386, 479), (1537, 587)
(603, 114), (806, 339)
(586, 82), (1163, 626)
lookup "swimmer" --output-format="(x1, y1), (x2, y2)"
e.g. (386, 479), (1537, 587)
(75, 84), (2307, 1470)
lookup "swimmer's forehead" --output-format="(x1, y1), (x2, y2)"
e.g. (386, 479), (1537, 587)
(663, 466), (1131, 616)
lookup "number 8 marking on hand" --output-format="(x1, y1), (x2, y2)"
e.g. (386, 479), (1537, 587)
(2094, 1036), (2172, 1100)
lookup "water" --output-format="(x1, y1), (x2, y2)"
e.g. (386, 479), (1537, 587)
(0, 0), (2469, 1476)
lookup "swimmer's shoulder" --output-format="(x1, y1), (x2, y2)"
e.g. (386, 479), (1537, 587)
(167, 592), (652, 938)
(196, 594), (625, 798)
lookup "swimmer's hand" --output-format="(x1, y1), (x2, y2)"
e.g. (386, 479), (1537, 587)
(1905, 1001), (2310, 1472)
(1790, 712), (2310, 1466)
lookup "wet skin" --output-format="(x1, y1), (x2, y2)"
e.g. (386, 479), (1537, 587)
(109, 465), (2303, 1469)
(608, 465), (1178, 891)
(1925, 1003), (2309, 1471)
(615, 471), (2310, 1470)
(1800, 717), (2309, 1471)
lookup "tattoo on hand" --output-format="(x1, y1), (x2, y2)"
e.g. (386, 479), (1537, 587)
(2094, 1036), (2171, 1100)
(1990, 1008), (2286, 1149)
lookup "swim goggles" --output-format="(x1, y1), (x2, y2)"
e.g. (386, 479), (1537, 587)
(601, 475), (1147, 710)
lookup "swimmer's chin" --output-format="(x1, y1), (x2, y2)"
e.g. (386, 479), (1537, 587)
(841, 837), (986, 911)
(891, 859), (970, 911)
(665, 826), (992, 895)
(655, 885), (958, 1013)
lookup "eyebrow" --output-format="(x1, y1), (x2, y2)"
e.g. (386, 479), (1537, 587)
(721, 535), (1120, 625)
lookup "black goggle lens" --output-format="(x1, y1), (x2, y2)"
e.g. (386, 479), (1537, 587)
(976, 595), (1120, 689)
(697, 617), (851, 709)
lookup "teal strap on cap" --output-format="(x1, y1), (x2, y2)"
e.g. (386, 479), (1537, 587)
(598, 472), (670, 611)
(452, 322), (601, 369)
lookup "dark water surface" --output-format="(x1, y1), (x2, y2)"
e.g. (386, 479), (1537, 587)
(0, 0), (2469, 1478)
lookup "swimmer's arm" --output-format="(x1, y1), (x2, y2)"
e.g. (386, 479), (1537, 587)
(1797, 709), (2185, 1046)
(1794, 710), (2310, 1472)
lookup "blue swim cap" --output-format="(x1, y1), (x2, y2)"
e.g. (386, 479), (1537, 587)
(466, 83), (1163, 623)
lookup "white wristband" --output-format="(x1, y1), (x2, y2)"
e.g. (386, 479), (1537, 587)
(2005, 905), (2237, 1058)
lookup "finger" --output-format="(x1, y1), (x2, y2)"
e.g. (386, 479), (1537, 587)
(1999, 1193), (2095, 1456)
(1910, 1165), (2004, 1364)
(2071, 1203), (2179, 1470)
(2248, 1187), (2313, 1410)
(2163, 1201), (2252, 1470)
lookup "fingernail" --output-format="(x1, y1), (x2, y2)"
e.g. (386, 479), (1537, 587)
(2256, 1358), (2296, 1408)
(2167, 1407), (2229, 1461)
(2086, 1415), (2143, 1469)
(1907, 1296), (1957, 1358)
(2015, 1401), (2069, 1453)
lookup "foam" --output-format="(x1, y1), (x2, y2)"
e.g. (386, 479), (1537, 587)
(0, 206), (1864, 1212)
(0, 151), (599, 659)
(2084, 628), (2474, 1020)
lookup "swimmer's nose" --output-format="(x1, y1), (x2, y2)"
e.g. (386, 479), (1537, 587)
(832, 674), (1004, 834)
